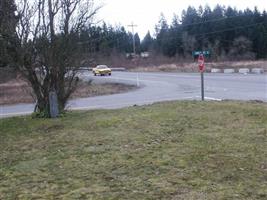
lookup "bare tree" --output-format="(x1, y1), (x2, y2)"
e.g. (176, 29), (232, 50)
(15, 0), (100, 117)
(229, 36), (255, 60)
(182, 32), (197, 58)
(0, 0), (18, 67)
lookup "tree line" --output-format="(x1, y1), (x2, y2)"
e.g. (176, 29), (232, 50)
(2, 3), (267, 69)
(58, 5), (267, 60)
(153, 5), (267, 60)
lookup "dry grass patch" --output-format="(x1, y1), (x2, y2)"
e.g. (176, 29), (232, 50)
(129, 60), (267, 72)
(0, 79), (136, 105)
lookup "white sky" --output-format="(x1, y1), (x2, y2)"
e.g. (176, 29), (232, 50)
(96, 0), (267, 39)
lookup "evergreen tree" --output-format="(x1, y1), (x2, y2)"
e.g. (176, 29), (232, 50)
(0, 0), (18, 67)
(170, 14), (183, 55)
(134, 33), (141, 54)
(141, 31), (153, 52)
(155, 13), (173, 56)
(42, 4), (267, 60)
(152, 5), (267, 59)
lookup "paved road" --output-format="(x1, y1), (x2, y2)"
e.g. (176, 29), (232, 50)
(1, 72), (266, 118)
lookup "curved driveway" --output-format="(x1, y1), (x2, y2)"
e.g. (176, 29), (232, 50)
(1, 72), (266, 118)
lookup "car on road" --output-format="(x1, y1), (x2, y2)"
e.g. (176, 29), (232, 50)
(92, 65), (112, 76)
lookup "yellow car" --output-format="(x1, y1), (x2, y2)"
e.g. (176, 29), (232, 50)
(92, 65), (112, 76)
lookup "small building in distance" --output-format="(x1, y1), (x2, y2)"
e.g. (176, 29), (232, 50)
(141, 52), (150, 58)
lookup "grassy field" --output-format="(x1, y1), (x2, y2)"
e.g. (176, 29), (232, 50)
(0, 101), (267, 199)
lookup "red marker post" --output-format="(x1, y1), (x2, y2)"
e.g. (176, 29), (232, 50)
(198, 54), (205, 101)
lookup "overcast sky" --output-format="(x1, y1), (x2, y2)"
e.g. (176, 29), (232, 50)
(97, 0), (267, 39)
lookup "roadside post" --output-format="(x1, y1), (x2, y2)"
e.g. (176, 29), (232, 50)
(136, 72), (140, 87)
(198, 54), (205, 101)
(49, 89), (59, 118)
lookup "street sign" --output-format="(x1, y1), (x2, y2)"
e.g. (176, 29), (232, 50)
(198, 54), (205, 72)
(192, 50), (210, 56)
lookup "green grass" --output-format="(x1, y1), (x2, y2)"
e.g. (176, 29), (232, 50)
(0, 101), (267, 199)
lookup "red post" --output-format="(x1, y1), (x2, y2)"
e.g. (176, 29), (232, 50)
(198, 54), (205, 101)
(198, 54), (205, 72)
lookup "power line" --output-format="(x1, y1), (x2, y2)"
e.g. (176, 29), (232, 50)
(79, 21), (262, 45)
(195, 22), (264, 37)
(155, 22), (265, 42)
(74, 13), (266, 46)
(128, 22), (138, 54)
(171, 13), (261, 29)
(2, 19), (266, 52)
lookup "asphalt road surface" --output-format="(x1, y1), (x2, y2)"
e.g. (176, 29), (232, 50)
(1, 72), (266, 118)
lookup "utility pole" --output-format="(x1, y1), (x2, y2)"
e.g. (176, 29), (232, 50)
(128, 22), (137, 55)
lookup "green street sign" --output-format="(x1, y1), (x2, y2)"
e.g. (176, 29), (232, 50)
(192, 51), (211, 56)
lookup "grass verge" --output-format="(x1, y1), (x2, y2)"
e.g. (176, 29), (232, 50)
(0, 101), (267, 199)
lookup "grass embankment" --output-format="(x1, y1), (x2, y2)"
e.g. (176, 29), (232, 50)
(0, 101), (267, 199)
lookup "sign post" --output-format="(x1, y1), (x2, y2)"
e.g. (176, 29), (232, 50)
(198, 54), (205, 101)
(201, 71), (204, 101)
